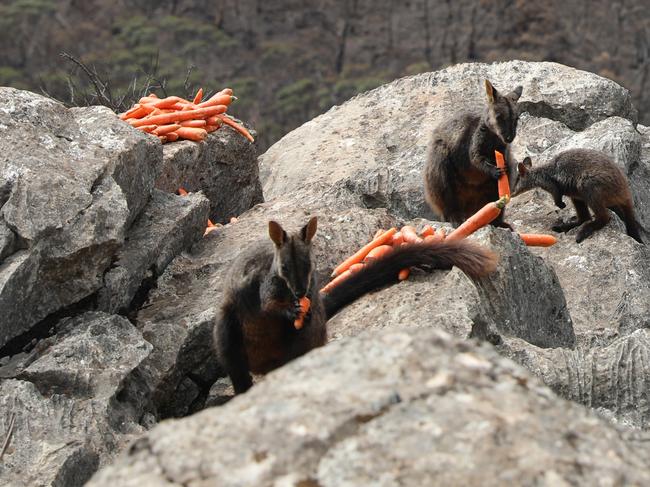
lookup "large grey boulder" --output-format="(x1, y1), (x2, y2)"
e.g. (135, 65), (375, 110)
(0, 312), (153, 487)
(87, 327), (650, 487)
(329, 223), (575, 349)
(0, 88), (161, 348)
(499, 329), (650, 430)
(97, 189), (210, 314)
(154, 128), (263, 223)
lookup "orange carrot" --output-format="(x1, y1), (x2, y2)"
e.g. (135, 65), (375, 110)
(130, 106), (226, 127)
(424, 229), (445, 243)
(392, 232), (404, 246)
(127, 104), (156, 119)
(205, 124), (220, 133)
(331, 228), (397, 277)
(373, 229), (385, 239)
(420, 225), (435, 237)
(138, 96), (160, 105)
(332, 228), (397, 277)
(166, 132), (179, 142)
(294, 296), (311, 330)
(447, 196), (508, 241)
(175, 127), (208, 142)
(136, 125), (158, 133)
(495, 150), (510, 201)
(219, 88), (233, 96)
(217, 114), (255, 142)
(364, 244), (394, 261)
(180, 120), (207, 128)
(193, 88), (204, 104)
(153, 124), (181, 136)
(519, 233), (557, 247)
(349, 263), (365, 273)
(197, 94), (234, 108)
(150, 96), (187, 109)
(177, 188), (189, 196)
(401, 225), (422, 244)
(206, 115), (222, 126)
(321, 270), (353, 294)
(398, 268), (410, 281)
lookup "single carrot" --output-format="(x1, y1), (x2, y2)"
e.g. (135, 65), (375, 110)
(495, 150), (511, 201)
(364, 244), (394, 261)
(446, 196), (508, 241)
(205, 124), (220, 133)
(349, 263), (365, 273)
(130, 106), (226, 127)
(150, 96), (187, 109)
(321, 270), (353, 294)
(197, 94), (234, 108)
(120, 104), (143, 119)
(175, 127), (208, 142)
(180, 120), (207, 128)
(138, 96), (160, 105)
(153, 124), (181, 136)
(401, 225), (422, 244)
(294, 296), (311, 330)
(206, 115), (222, 126)
(398, 268), (410, 281)
(218, 88), (233, 96)
(166, 132), (179, 142)
(136, 125), (158, 133)
(331, 228), (397, 277)
(126, 104), (156, 119)
(424, 229), (445, 242)
(177, 188), (189, 196)
(217, 114), (255, 142)
(193, 88), (204, 104)
(392, 232), (404, 246)
(420, 225), (435, 237)
(519, 233), (557, 247)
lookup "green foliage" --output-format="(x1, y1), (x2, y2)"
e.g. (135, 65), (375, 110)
(0, 67), (27, 88)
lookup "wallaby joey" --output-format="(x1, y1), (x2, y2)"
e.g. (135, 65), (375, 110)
(512, 148), (643, 244)
(424, 79), (523, 227)
(213, 216), (497, 394)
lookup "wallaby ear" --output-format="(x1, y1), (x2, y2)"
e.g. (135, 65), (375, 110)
(522, 156), (532, 168)
(268, 220), (287, 247)
(509, 85), (523, 102)
(517, 162), (528, 176)
(300, 216), (318, 244)
(485, 79), (498, 104)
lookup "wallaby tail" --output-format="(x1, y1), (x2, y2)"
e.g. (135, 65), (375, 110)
(322, 240), (498, 319)
(621, 204), (644, 244)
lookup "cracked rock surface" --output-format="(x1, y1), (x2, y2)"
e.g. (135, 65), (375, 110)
(87, 328), (650, 487)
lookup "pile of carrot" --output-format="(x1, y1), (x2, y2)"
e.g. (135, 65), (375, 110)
(119, 88), (254, 144)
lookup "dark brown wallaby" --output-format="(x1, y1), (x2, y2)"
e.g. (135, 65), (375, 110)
(214, 216), (498, 394)
(512, 149), (643, 244)
(424, 79), (523, 228)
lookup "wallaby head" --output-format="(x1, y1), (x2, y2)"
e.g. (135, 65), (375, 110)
(484, 79), (523, 144)
(268, 216), (318, 298)
(511, 156), (535, 196)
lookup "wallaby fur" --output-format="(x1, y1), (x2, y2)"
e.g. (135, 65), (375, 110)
(512, 148), (643, 244)
(424, 79), (523, 227)
(213, 216), (497, 394)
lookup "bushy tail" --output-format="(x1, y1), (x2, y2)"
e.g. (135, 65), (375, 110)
(322, 240), (498, 319)
(622, 204), (644, 244)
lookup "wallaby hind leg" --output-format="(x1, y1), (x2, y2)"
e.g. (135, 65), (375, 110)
(575, 203), (610, 243)
(214, 305), (253, 394)
(552, 198), (590, 233)
(614, 204), (644, 244)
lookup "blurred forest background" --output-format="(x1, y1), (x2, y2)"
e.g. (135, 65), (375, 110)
(1, 0), (649, 151)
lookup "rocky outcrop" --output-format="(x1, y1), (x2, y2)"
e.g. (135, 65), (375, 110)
(154, 128), (263, 223)
(0, 313), (152, 487)
(87, 328), (650, 487)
